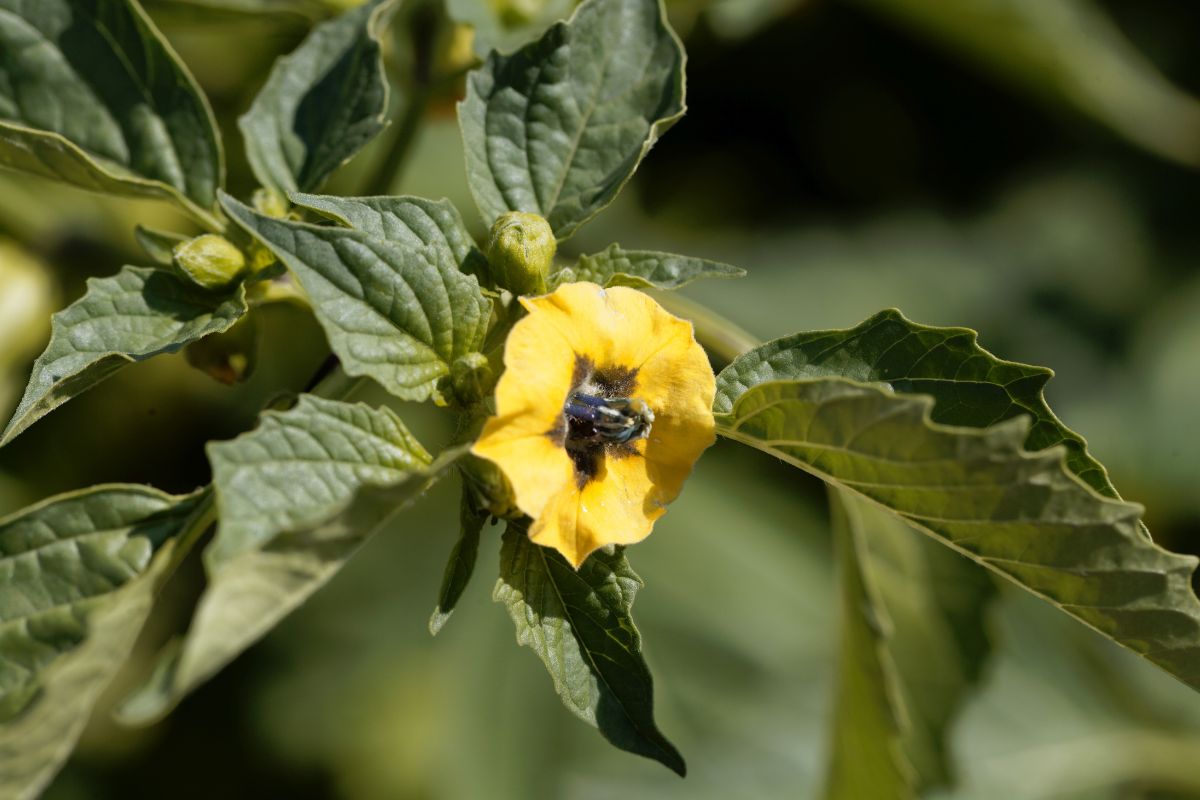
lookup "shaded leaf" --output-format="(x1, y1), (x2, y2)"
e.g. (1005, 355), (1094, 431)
(429, 491), (487, 635)
(824, 487), (915, 800)
(0, 485), (204, 799)
(0, 0), (223, 222)
(849, 0), (1200, 167)
(494, 520), (685, 775)
(292, 192), (490, 281)
(133, 225), (187, 266)
(715, 377), (1200, 695)
(238, 0), (399, 194)
(832, 488), (995, 793)
(222, 193), (491, 402)
(119, 398), (463, 724)
(459, 0), (685, 239)
(552, 244), (745, 290)
(1, 266), (247, 446)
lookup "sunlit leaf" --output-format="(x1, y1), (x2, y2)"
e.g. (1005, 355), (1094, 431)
(292, 192), (491, 281)
(0, 485), (204, 799)
(459, 0), (685, 239)
(0, 0), (223, 224)
(494, 520), (686, 775)
(222, 193), (492, 402)
(238, 0), (400, 194)
(552, 244), (745, 290)
(1, 266), (247, 447)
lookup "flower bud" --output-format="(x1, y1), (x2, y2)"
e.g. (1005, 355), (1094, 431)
(173, 234), (247, 291)
(441, 352), (494, 408)
(486, 211), (555, 296)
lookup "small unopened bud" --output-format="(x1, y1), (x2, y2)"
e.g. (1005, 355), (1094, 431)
(487, 212), (555, 296)
(441, 352), (494, 407)
(173, 234), (247, 291)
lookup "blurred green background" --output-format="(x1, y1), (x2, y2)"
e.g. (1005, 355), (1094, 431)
(4, 0), (1200, 797)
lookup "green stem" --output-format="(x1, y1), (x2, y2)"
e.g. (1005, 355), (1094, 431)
(364, 86), (432, 196)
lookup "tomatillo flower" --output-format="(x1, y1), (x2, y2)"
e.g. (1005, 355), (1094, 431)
(472, 282), (716, 567)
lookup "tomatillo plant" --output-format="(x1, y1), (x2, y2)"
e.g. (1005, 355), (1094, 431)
(0, 0), (1196, 797)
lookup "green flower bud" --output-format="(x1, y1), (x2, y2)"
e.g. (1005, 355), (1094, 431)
(486, 211), (556, 296)
(252, 187), (290, 219)
(439, 352), (495, 408)
(173, 234), (247, 291)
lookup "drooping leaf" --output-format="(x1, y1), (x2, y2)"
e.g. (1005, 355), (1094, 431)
(848, 0), (1200, 167)
(119, 397), (464, 724)
(824, 487), (915, 800)
(1, 266), (247, 447)
(238, 0), (400, 195)
(552, 244), (745, 290)
(292, 192), (491, 281)
(713, 309), (1122, 501)
(716, 377), (1200, 694)
(459, 0), (685, 239)
(828, 487), (995, 794)
(0, 485), (204, 799)
(429, 491), (486, 635)
(0, 0), (223, 224)
(494, 521), (686, 775)
(221, 193), (492, 402)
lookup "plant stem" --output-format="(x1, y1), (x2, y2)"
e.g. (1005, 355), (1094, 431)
(364, 87), (431, 196)
(651, 291), (760, 365)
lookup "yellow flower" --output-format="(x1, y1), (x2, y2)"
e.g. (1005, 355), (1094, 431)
(472, 282), (716, 567)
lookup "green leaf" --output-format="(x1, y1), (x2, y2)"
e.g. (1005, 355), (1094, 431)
(221, 193), (492, 402)
(1, 265), (247, 447)
(238, 0), (399, 195)
(494, 520), (686, 775)
(292, 192), (491, 282)
(429, 491), (486, 635)
(133, 225), (187, 266)
(824, 487), (915, 800)
(827, 487), (995, 794)
(0, 485), (204, 799)
(716, 377), (1200, 695)
(714, 309), (1122, 500)
(119, 397), (463, 724)
(0, 0), (223, 224)
(459, 0), (685, 240)
(552, 244), (745, 290)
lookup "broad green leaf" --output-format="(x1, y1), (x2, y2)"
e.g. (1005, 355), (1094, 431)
(238, 0), (399, 195)
(221, 193), (492, 402)
(119, 398), (462, 724)
(0, 0), (223, 224)
(459, 0), (685, 240)
(494, 521), (686, 775)
(828, 488), (995, 794)
(133, 225), (187, 266)
(292, 192), (491, 281)
(716, 378), (1200, 695)
(429, 491), (486, 635)
(1, 266), (247, 447)
(824, 488), (915, 800)
(848, 0), (1200, 167)
(0, 485), (204, 799)
(552, 244), (745, 290)
(714, 309), (1121, 501)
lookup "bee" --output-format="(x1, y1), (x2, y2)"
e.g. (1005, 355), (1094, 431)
(564, 392), (655, 445)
